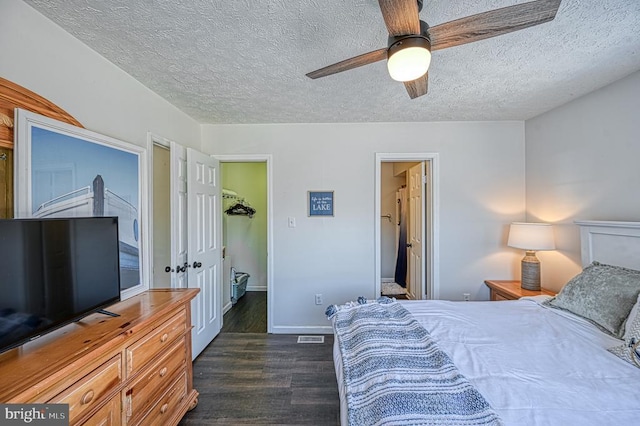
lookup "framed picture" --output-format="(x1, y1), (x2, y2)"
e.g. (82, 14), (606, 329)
(14, 108), (149, 298)
(308, 190), (334, 217)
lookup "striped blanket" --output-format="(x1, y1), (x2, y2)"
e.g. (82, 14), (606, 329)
(327, 297), (502, 426)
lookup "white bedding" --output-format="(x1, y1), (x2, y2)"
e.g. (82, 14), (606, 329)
(334, 297), (640, 425)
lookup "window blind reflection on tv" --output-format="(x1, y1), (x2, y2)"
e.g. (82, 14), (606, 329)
(0, 217), (121, 353)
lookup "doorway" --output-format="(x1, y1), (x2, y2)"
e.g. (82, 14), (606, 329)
(0, 147), (13, 218)
(152, 144), (171, 288)
(375, 153), (439, 300)
(215, 154), (273, 333)
(150, 135), (223, 359)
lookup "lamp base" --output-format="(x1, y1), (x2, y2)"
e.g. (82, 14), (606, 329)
(521, 251), (541, 291)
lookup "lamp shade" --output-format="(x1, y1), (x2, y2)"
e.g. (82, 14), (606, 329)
(507, 222), (555, 251)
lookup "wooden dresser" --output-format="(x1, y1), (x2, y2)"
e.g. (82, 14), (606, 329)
(0, 289), (199, 425)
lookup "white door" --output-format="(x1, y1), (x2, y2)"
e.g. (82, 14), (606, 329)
(407, 162), (425, 300)
(169, 142), (189, 289)
(187, 148), (222, 359)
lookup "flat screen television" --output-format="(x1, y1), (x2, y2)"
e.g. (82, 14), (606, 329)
(0, 217), (121, 354)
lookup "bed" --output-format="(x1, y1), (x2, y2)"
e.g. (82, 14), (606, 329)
(329, 221), (640, 425)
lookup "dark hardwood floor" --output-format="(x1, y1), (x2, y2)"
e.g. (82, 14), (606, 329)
(221, 291), (267, 333)
(180, 291), (340, 425)
(180, 333), (340, 425)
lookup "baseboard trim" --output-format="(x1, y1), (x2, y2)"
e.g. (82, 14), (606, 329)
(247, 285), (267, 292)
(223, 301), (233, 314)
(270, 325), (333, 334)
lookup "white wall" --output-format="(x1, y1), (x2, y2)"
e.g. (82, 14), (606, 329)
(525, 71), (640, 292)
(0, 1), (201, 149)
(202, 121), (526, 332)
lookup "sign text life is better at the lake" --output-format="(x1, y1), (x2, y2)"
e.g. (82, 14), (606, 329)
(308, 191), (334, 216)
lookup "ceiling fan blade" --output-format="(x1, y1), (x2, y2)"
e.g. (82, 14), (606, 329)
(306, 48), (387, 79)
(429, 0), (561, 51)
(378, 0), (421, 36)
(404, 73), (428, 99)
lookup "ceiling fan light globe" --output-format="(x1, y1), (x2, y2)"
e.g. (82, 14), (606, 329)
(387, 37), (431, 82)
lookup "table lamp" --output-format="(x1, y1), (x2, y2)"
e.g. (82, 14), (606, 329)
(507, 222), (555, 291)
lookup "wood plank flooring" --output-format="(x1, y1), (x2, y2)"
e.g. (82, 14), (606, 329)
(180, 291), (340, 425)
(180, 333), (340, 425)
(221, 291), (267, 333)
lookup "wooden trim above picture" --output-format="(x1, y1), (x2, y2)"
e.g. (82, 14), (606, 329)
(0, 77), (83, 149)
(0, 77), (83, 218)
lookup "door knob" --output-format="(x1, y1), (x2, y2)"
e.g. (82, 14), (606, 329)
(406, 243), (413, 248)
(192, 261), (202, 268)
(164, 266), (174, 273)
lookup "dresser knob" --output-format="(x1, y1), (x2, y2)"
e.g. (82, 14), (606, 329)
(159, 367), (168, 377)
(81, 389), (94, 405)
(160, 333), (168, 342)
(160, 403), (169, 414)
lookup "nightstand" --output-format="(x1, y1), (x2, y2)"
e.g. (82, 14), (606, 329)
(484, 280), (555, 301)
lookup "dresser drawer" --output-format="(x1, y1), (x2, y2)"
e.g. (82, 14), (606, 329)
(50, 355), (122, 424)
(131, 372), (188, 426)
(84, 394), (122, 426)
(125, 337), (187, 419)
(126, 309), (186, 376)
(493, 291), (512, 301)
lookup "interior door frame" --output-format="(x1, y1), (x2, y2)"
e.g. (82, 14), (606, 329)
(213, 154), (274, 333)
(375, 153), (439, 300)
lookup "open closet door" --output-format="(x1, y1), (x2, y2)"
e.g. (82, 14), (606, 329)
(408, 162), (425, 300)
(187, 148), (222, 359)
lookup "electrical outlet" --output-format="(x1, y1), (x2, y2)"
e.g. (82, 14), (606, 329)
(315, 294), (323, 305)
(463, 293), (470, 301)
(288, 217), (296, 228)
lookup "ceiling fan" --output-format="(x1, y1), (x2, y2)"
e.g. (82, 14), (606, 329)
(306, 0), (561, 99)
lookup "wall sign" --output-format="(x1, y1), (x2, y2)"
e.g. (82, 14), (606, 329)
(308, 191), (334, 216)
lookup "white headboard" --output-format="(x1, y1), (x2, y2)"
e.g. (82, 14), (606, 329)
(575, 220), (640, 270)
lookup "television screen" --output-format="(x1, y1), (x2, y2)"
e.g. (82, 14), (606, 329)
(0, 217), (121, 354)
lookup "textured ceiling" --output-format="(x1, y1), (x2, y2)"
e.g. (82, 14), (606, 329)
(24, 0), (640, 124)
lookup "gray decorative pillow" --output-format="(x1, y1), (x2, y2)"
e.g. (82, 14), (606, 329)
(545, 262), (640, 338)
(624, 294), (640, 339)
(608, 301), (640, 368)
